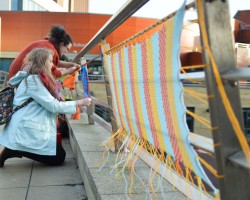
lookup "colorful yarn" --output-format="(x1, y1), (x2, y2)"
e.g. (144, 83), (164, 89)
(81, 66), (90, 97)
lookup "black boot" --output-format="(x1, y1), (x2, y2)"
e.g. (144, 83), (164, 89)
(0, 148), (22, 167)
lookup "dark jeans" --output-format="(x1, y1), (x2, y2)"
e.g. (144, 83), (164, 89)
(18, 143), (66, 166)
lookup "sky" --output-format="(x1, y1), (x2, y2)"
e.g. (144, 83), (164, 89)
(89, 0), (249, 19)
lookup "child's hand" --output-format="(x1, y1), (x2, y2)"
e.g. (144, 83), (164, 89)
(61, 64), (80, 76)
(78, 98), (92, 106)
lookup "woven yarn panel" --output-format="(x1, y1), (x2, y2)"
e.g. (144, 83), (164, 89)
(104, 2), (214, 189)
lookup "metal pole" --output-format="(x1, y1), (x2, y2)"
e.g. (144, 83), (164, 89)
(197, 0), (250, 199)
(100, 40), (120, 151)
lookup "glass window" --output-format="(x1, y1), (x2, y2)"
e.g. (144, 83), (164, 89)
(11, 0), (22, 11)
(186, 107), (195, 132)
(0, 58), (14, 72)
(87, 61), (103, 80)
(243, 108), (250, 137)
(23, 0), (46, 11)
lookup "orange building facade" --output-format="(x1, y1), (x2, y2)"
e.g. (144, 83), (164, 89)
(0, 11), (157, 71)
(1, 10), (249, 72)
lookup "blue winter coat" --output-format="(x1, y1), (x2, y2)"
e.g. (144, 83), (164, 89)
(0, 71), (77, 155)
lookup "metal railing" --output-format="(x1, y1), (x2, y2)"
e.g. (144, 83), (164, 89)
(73, 0), (149, 63)
(71, 1), (250, 199)
(0, 70), (8, 88)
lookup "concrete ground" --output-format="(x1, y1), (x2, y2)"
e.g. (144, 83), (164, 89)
(66, 113), (188, 200)
(0, 113), (188, 200)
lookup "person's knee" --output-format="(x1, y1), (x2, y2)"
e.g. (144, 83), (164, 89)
(59, 150), (66, 164)
(49, 153), (65, 166)
(56, 155), (65, 165)
(55, 146), (66, 165)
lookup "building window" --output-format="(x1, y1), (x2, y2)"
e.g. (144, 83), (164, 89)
(186, 107), (195, 132)
(86, 61), (103, 80)
(11, 0), (23, 11)
(243, 108), (250, 137)
(0, 58), (14, 72)
(95, 105), (111, 123)
(23, 0), (46, 11)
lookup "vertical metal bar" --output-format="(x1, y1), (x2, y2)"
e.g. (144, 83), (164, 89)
(86, 102), (94, 125)
(197, 0), (250, 199)
(100, 40), (120, 151)
(68, 0), (72, 12)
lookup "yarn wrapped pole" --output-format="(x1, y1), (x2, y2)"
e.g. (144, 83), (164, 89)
(81, 66), (90, 98)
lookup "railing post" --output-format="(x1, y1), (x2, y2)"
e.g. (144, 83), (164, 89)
(86, 101), (95, 125)
(100, 40), (120, 152)
(197, 0), (250, 199)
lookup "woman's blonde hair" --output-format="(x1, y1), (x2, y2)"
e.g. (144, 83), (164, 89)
(23, 48), (56, 93)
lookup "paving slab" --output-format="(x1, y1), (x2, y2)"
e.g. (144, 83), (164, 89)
(27, 185), (86, 200)
(0, 170), (31, 188)
(0, 187), (27, 200)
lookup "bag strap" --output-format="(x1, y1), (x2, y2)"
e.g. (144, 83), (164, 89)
(13, 98), (33, 112)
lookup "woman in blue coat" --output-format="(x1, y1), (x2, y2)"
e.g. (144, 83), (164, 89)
(0, 48), (91, 167)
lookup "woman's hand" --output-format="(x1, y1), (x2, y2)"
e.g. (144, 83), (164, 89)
(69, 64), (80, 74)
(60, 64), (80, 76)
